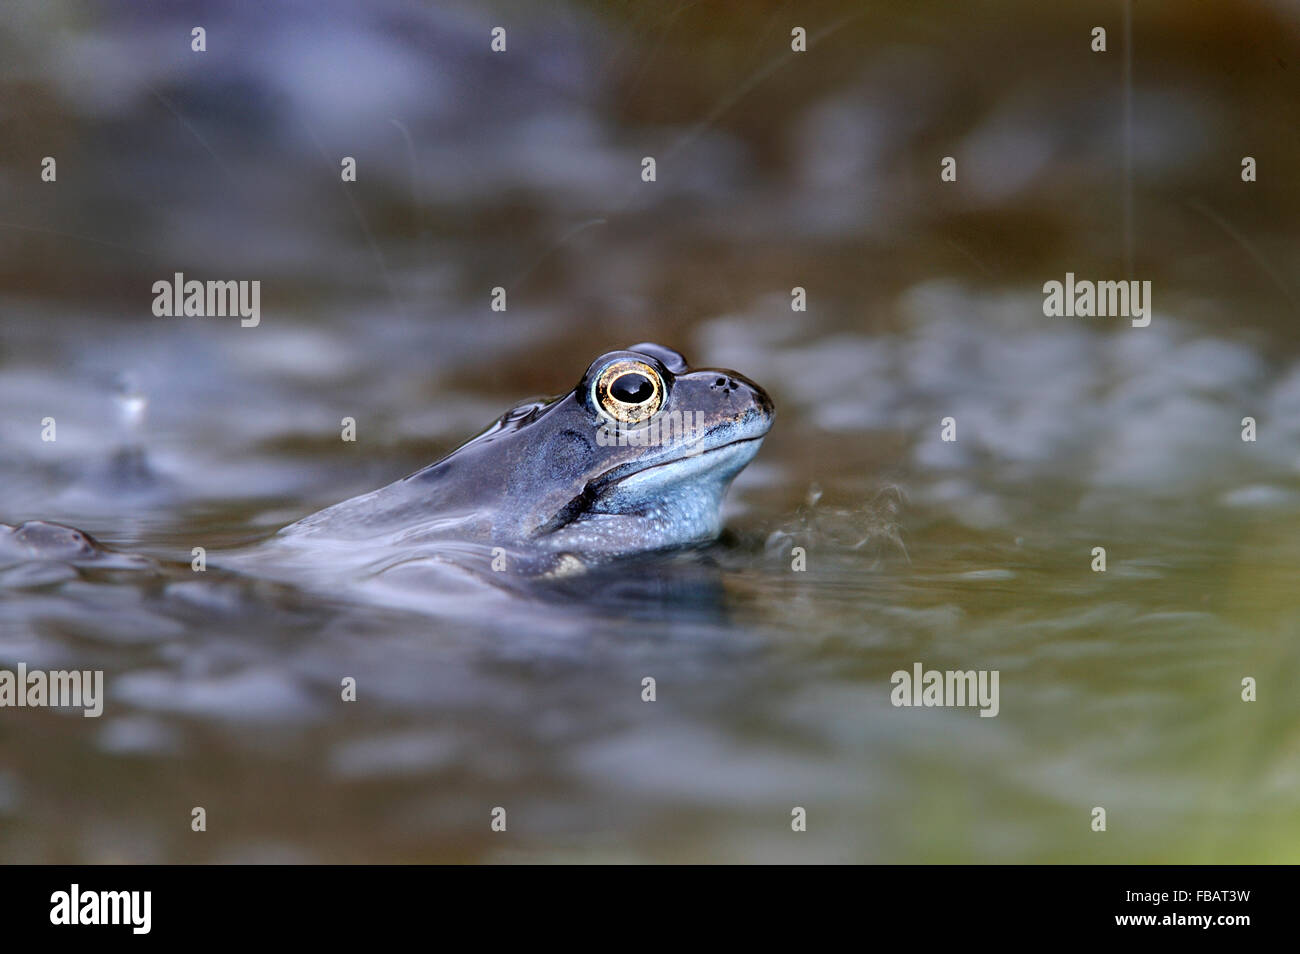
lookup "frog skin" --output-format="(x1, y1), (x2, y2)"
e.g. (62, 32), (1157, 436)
(274, 343), (773, 570)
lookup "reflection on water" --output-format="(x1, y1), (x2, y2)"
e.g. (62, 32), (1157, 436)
(2, 1), (1300, 862)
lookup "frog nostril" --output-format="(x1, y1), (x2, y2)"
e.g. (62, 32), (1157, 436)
(714, 377), (727, 388)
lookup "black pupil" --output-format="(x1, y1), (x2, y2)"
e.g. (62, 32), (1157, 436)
(611, 372), (654, 404)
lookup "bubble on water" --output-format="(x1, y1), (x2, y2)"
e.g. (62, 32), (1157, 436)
(113, 371), (148, 432)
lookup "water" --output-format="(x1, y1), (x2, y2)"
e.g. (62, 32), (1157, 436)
(2, 0), (1299, 862)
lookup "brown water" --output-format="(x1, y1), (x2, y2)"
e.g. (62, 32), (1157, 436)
(2, 0), (1299, 862)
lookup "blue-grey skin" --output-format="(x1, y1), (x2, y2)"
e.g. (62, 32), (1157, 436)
(277, 343), (773, 571)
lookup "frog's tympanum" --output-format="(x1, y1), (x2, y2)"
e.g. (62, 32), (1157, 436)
(277, 343), (772, 573)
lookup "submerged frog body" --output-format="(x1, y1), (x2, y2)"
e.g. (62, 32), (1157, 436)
(271, 343), (773, 578)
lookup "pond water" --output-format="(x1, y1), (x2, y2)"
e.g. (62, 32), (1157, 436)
(2, 0), (1299, 862)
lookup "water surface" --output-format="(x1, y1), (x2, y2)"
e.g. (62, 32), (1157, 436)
(2, 0), (1299, 862)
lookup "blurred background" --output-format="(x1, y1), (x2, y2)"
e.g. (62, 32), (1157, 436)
(1, 0), (1299, 862)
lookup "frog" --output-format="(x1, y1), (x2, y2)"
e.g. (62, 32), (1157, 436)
(270, 343), (773, 578)
(3, 344), (773, 592)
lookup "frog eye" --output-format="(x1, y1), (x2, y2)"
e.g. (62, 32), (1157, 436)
(593, 359), (665, 423)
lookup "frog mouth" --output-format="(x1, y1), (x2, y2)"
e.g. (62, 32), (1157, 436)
(593, 435), (766, 491)
(535, 434), (766, 536)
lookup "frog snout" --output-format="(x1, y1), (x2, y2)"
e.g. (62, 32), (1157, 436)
(728, 371), (773, 411)
(700, 370), (773, 429)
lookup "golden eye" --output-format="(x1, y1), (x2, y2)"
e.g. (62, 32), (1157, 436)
(593, 360), (664, 423)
